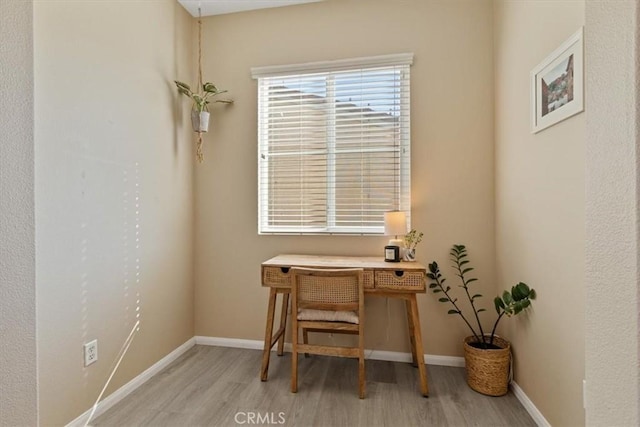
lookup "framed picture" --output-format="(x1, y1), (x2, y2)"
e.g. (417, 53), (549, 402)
(530, 27), (584, 133)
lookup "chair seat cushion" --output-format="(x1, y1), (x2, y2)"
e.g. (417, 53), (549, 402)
(297, 309), (359, 324)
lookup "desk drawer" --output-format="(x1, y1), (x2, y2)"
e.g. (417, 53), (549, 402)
(375, 270), (425, 291)
(263, 266), (374, 289)
(362, 270), (374, 289)
(263, 266), (292, 287)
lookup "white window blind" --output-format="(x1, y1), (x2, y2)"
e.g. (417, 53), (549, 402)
(252, 54), (412, 235)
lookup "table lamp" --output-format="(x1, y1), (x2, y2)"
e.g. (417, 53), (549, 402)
(384, 210), (407, 248)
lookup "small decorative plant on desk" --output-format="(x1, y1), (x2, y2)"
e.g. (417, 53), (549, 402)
(403, 229), (423, 261)
(427, 244), (536, 396)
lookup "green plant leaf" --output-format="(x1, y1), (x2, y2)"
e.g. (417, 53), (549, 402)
(529, 289), (537, 299)
(203, 82), (218, 93)
(511, 285), (523, 301)
(447, 309), (459, 315)
(502, 290), (512, 304)
(427, 273), (435, 280)
(472, 294), (482, 300)
(433, 289), (441, 293)
(438, 298), (449, 303)
(174, 80), (191, 90)
(466, 278), (478, 284)
(462, 267), (474, 274)
(494, 296), (504, 313)
(177, 87), (191, 97)
(428, 283), (437, 289)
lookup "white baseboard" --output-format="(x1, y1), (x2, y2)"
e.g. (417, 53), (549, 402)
(195, 335), (263, 350)
(424, 353), (465, 367)
(510, 381), (551, 427)
(66, 337), (196, 427)
(194, 335), (465, 367)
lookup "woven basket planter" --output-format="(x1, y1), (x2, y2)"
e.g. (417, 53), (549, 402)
(463, 335), (511, 396)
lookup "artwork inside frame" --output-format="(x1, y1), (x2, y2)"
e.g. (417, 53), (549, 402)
(530, 27), (584, 133)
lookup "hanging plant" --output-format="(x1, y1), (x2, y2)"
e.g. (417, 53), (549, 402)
(174, 80), (232, 129)
(174, 8), (233, 163)
(174, 81), (232, 114)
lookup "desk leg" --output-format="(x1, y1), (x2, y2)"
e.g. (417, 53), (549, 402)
(260, 288), (278, 381)
(408, 294), (429, 397)
(405, 300), (418, 367)
(276, 293), (289, 356)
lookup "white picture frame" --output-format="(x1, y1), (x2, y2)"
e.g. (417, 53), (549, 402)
(530, 27), (584, 133)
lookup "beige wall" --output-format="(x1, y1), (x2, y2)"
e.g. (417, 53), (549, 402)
(194, 0), (496, 357)
(34, 1), (195, 424)
(11, 0), (639, 425)
(585, 1), (639, 425)
(494, 1), (585, 426)
(0, 1), (38, 425)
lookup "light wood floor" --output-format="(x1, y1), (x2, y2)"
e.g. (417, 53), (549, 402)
(93, 345), (535, 427)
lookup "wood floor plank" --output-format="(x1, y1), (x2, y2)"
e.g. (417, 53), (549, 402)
(93, 345), (536, 427)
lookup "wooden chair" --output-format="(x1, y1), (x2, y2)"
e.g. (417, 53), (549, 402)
(290, 267), (365, 399)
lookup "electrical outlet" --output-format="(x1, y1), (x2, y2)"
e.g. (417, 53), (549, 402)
(84, 339), (98, 367)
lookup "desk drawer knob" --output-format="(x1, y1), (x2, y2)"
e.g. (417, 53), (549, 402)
(280, 267), (290, 273)
(394, 270), (405, 277)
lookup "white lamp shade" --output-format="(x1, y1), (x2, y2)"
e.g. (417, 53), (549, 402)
(384, 211), (407, 236)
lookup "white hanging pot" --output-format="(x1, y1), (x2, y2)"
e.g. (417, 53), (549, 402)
(191, 110), (210, 133)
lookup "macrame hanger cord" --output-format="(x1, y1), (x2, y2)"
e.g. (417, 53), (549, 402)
(196, 4), (204, 163)
(196, 3), (204, 163)
(198, 5), (203, 89)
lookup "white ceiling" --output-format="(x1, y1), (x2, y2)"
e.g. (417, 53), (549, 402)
(177, 0), (322, 17)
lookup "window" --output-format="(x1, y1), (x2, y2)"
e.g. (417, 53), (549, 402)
(252, 53), (412, 235)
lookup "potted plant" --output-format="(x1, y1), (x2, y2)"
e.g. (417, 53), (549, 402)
(174, 81), (232, 132)
(174, 81), (232, 162)
(403, 229), (423, 261)
(173, 8), (234, 163)
(427, 244), (536, 396)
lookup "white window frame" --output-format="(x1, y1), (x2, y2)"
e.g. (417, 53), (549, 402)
(252, 53), (413, 235)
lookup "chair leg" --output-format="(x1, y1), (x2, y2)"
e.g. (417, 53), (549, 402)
(358, 352), (365, 399)
(303, 328), (310, 358)
(358, 325), (365, 399)
(291, 319), (298, 394)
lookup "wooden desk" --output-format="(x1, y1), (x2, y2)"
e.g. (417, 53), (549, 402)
(260, 254), (429, 397)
